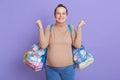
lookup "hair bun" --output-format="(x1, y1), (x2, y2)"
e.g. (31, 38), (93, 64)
(57, 4), (64, 7)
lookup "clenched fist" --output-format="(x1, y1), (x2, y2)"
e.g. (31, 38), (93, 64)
(78, 20), (86, 28)
(35, 19), (43, 29)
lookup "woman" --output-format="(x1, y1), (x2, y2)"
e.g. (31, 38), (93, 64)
(36, 4), (85, 80)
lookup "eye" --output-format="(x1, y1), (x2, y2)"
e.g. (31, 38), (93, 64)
(56, 12), (60, 15)
(62, 12), (66, 15)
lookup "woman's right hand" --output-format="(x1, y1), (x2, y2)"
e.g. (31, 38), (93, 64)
(35, 19), (43, 29)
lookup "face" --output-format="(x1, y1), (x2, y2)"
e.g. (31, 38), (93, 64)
(55, 7), (67, 24)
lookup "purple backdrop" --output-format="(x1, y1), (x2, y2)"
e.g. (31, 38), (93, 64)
(0, 0), (120, 80)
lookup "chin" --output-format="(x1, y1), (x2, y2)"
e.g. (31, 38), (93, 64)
(59, 22), (65, 24)
(57, 20), (65, 24)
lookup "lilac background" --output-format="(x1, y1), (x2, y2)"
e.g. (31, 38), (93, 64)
(0, 0), (120, 80)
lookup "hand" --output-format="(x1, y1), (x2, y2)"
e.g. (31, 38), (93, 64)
(35, 19), (43, 29)
(78, 20), (86, 28)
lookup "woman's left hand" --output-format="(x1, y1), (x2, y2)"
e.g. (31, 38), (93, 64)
(78, 20), (86, 28)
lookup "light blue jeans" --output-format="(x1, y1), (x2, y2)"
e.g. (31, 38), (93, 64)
(45, 64), (76, 80)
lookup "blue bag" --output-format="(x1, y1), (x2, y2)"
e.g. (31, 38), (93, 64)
(23, 43), (47, 71)
(68, 24), (94, 70)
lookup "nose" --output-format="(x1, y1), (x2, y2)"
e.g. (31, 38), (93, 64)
(60, 14), (62, 17)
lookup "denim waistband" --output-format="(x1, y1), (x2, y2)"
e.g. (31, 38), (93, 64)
(45, 64), (76, 70)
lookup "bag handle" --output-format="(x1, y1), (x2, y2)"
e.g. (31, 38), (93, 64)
(50, 24), (53, 32)
(68, 24), (72, 37)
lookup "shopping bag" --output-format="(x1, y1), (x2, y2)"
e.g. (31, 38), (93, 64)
(23, 43), (47, 71)
(72, 45), (94, 70)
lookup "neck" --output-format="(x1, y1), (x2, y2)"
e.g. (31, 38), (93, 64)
(55, 22), (67, 27)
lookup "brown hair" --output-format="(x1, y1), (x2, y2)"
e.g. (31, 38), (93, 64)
(54, 4), (68, 16)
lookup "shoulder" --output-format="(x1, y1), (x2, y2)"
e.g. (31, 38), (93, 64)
(46, 24), (54, 29)
(45, 24), (53, 32)
(68, 24), (75, 30)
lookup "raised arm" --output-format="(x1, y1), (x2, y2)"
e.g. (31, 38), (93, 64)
(72, 20), (85, 48)
(36, 19), (50, 49)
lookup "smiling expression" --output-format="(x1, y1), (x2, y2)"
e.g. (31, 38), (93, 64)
(55, 7), (68, 24)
